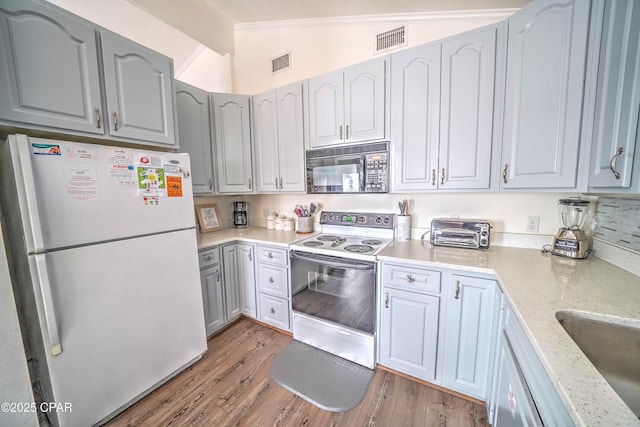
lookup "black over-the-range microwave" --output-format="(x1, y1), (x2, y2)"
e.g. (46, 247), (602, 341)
(305, 142), (389, 194)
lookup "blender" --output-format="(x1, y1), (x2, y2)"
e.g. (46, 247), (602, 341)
(551, 198), (591, 259)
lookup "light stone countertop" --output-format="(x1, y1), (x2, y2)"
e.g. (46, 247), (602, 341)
(197, 227), (314, 249)
(377, 239), (640, 427)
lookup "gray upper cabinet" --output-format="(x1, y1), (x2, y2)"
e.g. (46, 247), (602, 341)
(100, 31), (176, 146)
(391, 25), (500, 192)
(501, 0), (590, 189)
(253, 83), (305, 193)
(211, 93), (254, 193)
(391, 43), (441, 191)
(0, 1), (103, 134)
(175, 80), (215, 194)
(587, 0), (640, 192)
(308, 58), (387, 148)
(0, 0), (177, 148)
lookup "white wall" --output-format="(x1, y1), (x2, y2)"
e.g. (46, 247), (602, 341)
(233, 11), (516, 94)
(46, 0), (232, 92)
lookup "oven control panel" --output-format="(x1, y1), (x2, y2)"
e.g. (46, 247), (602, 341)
(319, 211), (395, 229)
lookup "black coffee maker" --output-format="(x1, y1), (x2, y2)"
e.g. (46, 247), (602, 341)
(232, 201), (248, 228)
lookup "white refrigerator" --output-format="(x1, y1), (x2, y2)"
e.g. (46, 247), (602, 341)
(0, 135), (207, 426)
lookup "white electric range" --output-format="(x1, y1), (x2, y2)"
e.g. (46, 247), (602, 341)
(289, 211), (395, 368)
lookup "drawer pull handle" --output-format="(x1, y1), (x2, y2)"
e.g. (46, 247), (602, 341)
(384, 292), (389, 309)
(270, 307), (276, 314)
(455, 280), (460, 299)
(267, 252), (273, 259)
(610, 147), (624, 179)
(406, 274), (415, 283)
(268, 277), (274, 283)
(204, 254), (212, 261)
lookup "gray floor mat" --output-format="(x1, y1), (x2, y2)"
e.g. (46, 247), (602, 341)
(270, 340), (374, 412)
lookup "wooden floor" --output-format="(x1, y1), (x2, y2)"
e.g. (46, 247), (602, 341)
(107, 319), (489, 426)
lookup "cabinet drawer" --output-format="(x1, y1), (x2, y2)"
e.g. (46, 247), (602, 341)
(198, 247), (220, 269)
(258, 293), (290, 331)
(257, 246), (288, 266)
(257, 263), (289, 298)
(382, 263), (441, 293)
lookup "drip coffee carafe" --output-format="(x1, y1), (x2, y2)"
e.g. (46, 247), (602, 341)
(551, 198), (591, 259)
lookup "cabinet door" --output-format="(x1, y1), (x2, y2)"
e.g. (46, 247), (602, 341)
(443, 275), (496, 399)
(501, 0), (590, 188)
(237, 243), (257, 318)
(175, 81), (214, 194)
(253, 89), (280, 192)
(390, 43), (441, 192)
(100, 31), (176, 146)
(222, 245), (242, 321)
(201, 264), (225, 336)
(308, 71), (344, 148)
(588, 0), (640, 189)
(276, 83), (306, 191)
(379, 287), (440, 382)
(211, 93), (254, 193)
(440, 26), (497, 190)
(344, 59), (387, 143)
(0, 2), (103, 134)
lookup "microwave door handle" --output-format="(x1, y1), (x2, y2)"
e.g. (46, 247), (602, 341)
(359, 156), (365, 191)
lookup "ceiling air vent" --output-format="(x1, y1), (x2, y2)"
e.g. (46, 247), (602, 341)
(272, 52), (291, 74)
(375, 26), (406, 54)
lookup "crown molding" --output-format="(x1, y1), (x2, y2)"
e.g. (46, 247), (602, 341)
(234, 8), (519, 31)
(175, 44), (207, 78)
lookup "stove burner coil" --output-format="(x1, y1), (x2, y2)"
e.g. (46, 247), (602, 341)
(361, 239), (382, 246)
(302, 241), (323, 247)
(317, 235), (341, 242)
(344, 244), (374, 253)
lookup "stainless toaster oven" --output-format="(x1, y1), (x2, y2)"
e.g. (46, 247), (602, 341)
(430, 219), (491, 250)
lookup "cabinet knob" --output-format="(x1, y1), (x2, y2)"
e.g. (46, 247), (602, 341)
(609, 147), (624, 180)
(270, 307), (276, 314)
(406, 274), (415, 283)
(268, 277), (274, 283)
(267, 252), (273, 259)
(204, 254), (212, 261)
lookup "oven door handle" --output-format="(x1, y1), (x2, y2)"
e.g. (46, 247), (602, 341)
(290, 251), (375, 270)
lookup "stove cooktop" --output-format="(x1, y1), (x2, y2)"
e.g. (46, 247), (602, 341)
(293, 233), (392, 259)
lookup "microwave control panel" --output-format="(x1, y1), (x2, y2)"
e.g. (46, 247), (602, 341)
(365, 152), (388, 192)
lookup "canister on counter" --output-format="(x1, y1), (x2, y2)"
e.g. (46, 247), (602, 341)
(283, 217), (295, 231)
(266, 213), (276, 230)
(274, 216), (283, 231)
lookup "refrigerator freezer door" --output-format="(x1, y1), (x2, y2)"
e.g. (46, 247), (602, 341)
(28, 228), (206, 426)
(9, 135), (195, 253)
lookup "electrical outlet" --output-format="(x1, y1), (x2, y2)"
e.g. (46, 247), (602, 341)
(527, 216), (540, 233)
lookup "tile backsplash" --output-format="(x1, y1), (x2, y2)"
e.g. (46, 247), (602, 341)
(594, 197), (640, 252)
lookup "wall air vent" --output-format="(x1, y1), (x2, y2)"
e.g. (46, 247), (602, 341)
(272, 52), (291, 74)
(375, 26), (406, 54)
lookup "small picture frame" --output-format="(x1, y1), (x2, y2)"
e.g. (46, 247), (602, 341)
(196, 203), (223, 233)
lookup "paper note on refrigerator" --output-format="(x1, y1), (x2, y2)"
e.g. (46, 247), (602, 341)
(64, 167), (99, 201)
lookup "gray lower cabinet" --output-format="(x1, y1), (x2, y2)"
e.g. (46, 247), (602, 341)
(442, 274), (497, 399)
(587, 0), (640, 192)
(198, 247), (225, 336)
(379, 261), (499, 401)
(175, 80), (215, 194)
(0, 0), (177, 148)
(500, 0), (591, 189)
(379, 262), (442, 382)
(211, 93), (254, 193)
(255, 245), (291, 331)
(223, 243), (257, 318)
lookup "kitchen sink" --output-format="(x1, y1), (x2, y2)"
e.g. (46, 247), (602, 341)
(556, 311), (640, 418)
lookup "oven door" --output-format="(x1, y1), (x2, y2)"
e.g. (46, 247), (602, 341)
(290, 251), (376, 334)
(306, 154), (364, 193)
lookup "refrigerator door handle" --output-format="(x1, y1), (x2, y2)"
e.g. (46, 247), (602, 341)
(15, 136), (46, 252)
(34, 254), (62, 356)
